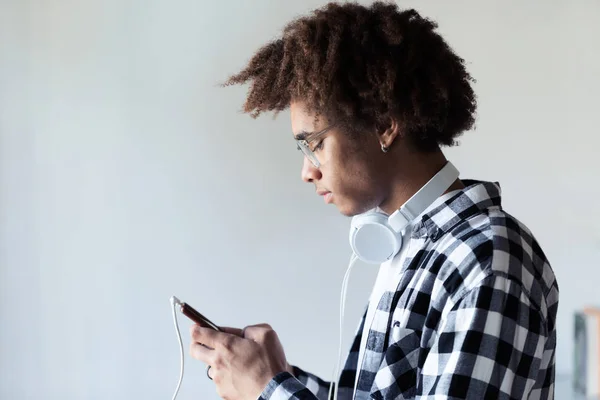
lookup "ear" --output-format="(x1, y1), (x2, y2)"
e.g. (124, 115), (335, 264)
(377, 117), (401, 150)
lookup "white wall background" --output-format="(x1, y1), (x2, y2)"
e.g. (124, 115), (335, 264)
(1, 0), (598, 399)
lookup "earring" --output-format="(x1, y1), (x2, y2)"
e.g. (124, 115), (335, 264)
(381, 143), (389, 153)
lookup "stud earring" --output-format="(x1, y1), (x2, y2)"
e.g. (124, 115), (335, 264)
(381, 143), (389, 153)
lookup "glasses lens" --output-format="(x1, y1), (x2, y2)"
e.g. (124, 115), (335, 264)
(297, 141), (320, 167)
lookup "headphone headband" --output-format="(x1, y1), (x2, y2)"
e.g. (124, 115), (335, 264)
(388, 161), (459, 232)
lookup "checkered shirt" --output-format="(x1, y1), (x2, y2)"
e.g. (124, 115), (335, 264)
(259, 179), (559, 400)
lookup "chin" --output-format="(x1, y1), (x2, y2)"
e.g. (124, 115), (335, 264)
(335, 202), (372, 218)
(338, 208), (357, 217)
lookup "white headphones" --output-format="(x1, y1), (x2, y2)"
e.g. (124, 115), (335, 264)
(349, 161), (460, 264)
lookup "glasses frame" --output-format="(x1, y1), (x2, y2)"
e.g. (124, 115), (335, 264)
(296, 124), (336, 168)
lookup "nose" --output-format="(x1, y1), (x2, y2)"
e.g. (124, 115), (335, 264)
(301, 156), (322, 183)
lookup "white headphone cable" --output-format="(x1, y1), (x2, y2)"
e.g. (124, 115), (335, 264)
(328, 254), (359, 400)
(170, 296), (185, 400)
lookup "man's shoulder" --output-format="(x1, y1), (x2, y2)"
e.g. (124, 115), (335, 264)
(452, 207), (554, 286)
(431, 207), (558, 318)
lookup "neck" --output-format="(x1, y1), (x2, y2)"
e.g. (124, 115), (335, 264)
(378, 150), (464, 215)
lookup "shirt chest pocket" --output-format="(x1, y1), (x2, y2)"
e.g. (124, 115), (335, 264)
(370, 325), (422, 400)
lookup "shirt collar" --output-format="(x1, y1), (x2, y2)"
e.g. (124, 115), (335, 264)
(409, 180), (503, 240)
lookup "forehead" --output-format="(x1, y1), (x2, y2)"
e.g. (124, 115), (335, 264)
(290, 101), (329, 137)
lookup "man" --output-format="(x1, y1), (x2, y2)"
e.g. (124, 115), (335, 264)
(189, 2), (559, 399)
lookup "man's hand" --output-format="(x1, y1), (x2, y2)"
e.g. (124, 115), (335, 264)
(190, 323), (292, 400)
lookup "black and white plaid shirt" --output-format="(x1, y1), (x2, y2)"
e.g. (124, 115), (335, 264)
(259, 179), (559, 400)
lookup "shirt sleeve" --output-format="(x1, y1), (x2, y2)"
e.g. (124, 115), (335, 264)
(259, 308), (366, 400)
(417, 274), (554, 399)
(258, 366), (331, 400)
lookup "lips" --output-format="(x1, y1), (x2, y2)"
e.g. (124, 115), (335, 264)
(317, 190), (333, 204)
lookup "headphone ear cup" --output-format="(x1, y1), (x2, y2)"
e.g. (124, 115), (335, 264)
(349, 211), (403, 264)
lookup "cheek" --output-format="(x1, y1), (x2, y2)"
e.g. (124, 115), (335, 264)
(327, 151), (385, 212)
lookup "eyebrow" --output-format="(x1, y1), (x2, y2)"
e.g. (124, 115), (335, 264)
(294, 131), (311, 141)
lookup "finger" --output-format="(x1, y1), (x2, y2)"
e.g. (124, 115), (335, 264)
(190, 324), (221, 347)
(190, 341), (214, 364)
(190, 323), (241, 337)
(219, 326), (244, 337)
(191, 324), (241, 350)
(189, 324), (211, 348)
(207, 365), (225, 385)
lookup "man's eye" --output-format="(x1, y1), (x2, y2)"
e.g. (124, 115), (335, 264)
(312, 140), (324, 152)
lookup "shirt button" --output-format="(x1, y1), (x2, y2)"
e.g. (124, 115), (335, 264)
(392, 321), (402, 342)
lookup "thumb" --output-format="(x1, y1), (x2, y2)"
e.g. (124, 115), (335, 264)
(242, 323), (274, 341)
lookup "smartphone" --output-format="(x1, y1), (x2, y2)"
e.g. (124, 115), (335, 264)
(171, 296), (221, 331)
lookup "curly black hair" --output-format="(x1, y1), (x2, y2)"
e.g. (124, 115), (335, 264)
(223, 1), (477, 152)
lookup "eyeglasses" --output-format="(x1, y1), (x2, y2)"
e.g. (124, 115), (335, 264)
(295, 124), (335, 168)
